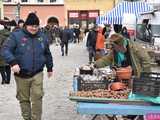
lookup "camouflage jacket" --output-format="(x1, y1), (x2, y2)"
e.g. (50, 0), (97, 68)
(0, 29), (10, 66)
(94, 40), (151, 77)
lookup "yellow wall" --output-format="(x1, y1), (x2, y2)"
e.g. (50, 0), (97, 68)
(65, 0), (114, 14)
(65, 0), (115, 25)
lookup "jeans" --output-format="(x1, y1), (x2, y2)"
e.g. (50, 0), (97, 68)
(88, 47), (96, 63)
(61, 42), (68, 56)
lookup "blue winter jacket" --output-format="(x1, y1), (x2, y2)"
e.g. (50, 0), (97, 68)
(1, 28), (53, 77)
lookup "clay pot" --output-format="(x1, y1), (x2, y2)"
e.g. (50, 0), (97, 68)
(116, 66), (132, 81)
(109, 82), (126, 91)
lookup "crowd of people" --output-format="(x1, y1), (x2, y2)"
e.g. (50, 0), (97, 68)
(0, 11), (153, 120)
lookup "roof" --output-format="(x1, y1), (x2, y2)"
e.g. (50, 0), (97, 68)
(96, 1), (153, 25)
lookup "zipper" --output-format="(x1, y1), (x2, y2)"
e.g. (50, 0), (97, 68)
(32, 39), (35, 73)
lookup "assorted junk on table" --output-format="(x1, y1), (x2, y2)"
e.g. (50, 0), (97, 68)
(71, 63), (132, 99)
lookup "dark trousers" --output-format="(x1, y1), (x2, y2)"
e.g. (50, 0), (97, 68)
(88, 47), (96, 63)
(0, 65), (11, 84)
(61, 42), (68, 56)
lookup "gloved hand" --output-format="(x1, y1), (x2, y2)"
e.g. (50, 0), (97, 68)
(11, 64), (20, 74)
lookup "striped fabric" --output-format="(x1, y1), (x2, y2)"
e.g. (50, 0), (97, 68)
(96, 1), (153, 25)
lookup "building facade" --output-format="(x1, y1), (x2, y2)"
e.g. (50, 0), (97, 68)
(0, 0), (3, 19)
(3, 0), (118, 27)
(65, 0), (115, 28)
(3, 0), (65, 26)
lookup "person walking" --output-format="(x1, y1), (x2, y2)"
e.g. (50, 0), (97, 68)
(0, 24), (11, 84)
(121, 26), (130, 39)
(95, 26), (105, 60)
(52, 25), (61, 46)
(86, 25), (97, 64)
(12, 19), (24, 32)
(1, 12), (53, 120)
(60, 26), (70, 56)
(43, 23), (54, 45)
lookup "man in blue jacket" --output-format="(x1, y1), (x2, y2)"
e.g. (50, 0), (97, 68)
(1, 13), (53, 120)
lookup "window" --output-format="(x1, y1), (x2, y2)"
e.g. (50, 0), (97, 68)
(21, 0), (28, 2)
(37, 0), (43, 2)
(124, 0), (140, 1)
(50, 0), (56, 2)
(3, 0), (11, 2)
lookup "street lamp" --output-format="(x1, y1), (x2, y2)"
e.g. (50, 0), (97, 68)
(17, 2), (21, 20)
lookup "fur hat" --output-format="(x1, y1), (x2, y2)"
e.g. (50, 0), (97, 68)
(0, 24), (4, 30)
(25, 13), (39, 26)
(109, 33), (123, 43)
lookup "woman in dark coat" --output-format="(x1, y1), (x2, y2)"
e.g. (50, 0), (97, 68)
(121, 26), (130, 39)
(60, 26), (70, 56)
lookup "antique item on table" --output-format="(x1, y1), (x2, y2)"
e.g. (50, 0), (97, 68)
(109, 82), (126, 91)
(77, 75), (109, 91)
(79, 65), (94, 75)
(95, 66), (116, 81)
(116, 66), (132, 81)
(74, 68), (80, 76)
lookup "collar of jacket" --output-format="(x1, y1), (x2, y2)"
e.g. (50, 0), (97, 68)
(22, 28), (41, 38)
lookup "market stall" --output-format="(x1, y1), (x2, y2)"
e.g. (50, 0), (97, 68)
(69, 31), (160, 120)
(69, 64), (160, 120)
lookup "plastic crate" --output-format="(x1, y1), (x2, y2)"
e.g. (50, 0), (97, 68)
(132, 72), (160, 97)
(77, 76), (109, 91)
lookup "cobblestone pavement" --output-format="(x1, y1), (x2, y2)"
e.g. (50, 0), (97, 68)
(0, 42), (106, 120)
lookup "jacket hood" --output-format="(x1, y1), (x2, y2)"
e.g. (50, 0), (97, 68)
(109, 33), (123, 43)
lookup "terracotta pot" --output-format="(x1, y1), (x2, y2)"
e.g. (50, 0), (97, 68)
(116, 66), (132, 81)
(109, 82), (126, 91)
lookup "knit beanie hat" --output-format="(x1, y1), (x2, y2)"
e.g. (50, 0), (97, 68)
(25, 13), (39, 26)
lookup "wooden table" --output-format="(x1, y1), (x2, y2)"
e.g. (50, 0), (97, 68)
(72, 76), (160, 120)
